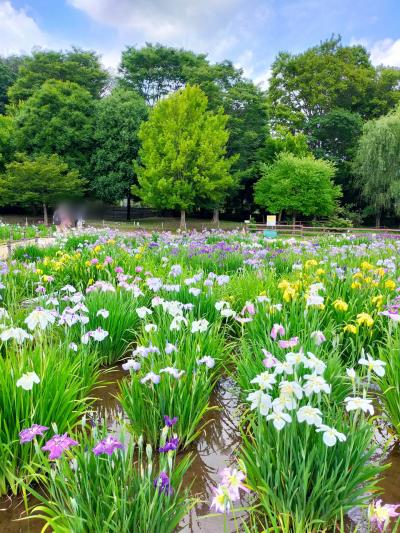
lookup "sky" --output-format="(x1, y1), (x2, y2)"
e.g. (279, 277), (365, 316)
(1, 0), (400, 86)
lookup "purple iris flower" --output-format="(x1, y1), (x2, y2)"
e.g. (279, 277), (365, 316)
(154, 471), (173, 495)
(159, 437), (179, 453)
(163, 415), (178, 427)
(19, 424), (49, 444)
(92, 435), (124, 456)
(41, 433), (79, 459)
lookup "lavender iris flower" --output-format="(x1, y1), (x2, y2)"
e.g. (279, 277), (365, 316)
(92, 435), (124, 456)
(19, 424), (49, 443)
(41, 433), (79, 459)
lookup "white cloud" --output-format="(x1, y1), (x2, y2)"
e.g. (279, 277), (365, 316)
(68, 0), (238, 38)
(100, 48), (122, 70)
(253, 68), (272, 90)
(234, 50), (271, 88)
(369, 38), (400, 67)
(235, 49), (255, 78)
(0, 0), (49, 56)
(68, 0), (255, 66)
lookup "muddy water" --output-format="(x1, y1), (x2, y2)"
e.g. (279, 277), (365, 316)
(180, 377), (244, 532)
(0, 496), (42, 533)
(1, 368), (400, 533)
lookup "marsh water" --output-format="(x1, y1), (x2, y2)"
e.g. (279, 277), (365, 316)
(1, 368), (399, 533)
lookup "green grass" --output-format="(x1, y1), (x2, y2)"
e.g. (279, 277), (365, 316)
(88, 217), (244, 232)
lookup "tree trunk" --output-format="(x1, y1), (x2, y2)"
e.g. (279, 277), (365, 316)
(180, 209), (186, 230)
(292, 213), (296, 225)
(212, 208), (219, 225)
(375, 212), (381, 228)
(43, 203), (48, 226)
(278, 211), (282, 223)
(126, 191), (131, 221)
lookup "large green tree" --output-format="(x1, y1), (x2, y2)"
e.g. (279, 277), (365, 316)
(14, 80), (95, 179)
(0, 153), (85, 224)
(254, 152), (340, 223)
(221, 81), (269, 210)
(307, 109), (363, 203)
(353, 106), (400, 227)
(268, 36), (399, 130)
(119, 43), (240, 107)
(8, 48), (108, 103)
(91, 88), (148, 217)
(134, 85), (235, 227)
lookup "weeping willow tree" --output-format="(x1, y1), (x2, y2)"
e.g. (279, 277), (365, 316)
(354, 106), (400, 227)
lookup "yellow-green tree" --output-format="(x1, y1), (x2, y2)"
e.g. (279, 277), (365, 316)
(0, 153), (85, 224)
(134, 85), (236, 227)
(254, 153), (340, 224)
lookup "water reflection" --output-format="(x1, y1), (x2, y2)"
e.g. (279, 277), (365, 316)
(181, 377), (244, 532)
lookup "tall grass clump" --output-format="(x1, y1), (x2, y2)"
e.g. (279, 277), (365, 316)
(375, 324), (400, 437)
(82, 289), (151, 364)
(0, 340), (99, 495)
(119, 317), (228, 447)
(238, 348), (385, 532)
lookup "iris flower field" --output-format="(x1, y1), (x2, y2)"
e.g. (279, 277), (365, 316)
(1, 227), (400, 532)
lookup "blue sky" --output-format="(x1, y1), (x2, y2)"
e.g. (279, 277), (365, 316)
(1, 0), (400, 85)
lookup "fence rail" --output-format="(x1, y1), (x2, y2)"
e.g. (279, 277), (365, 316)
(245, 223), (400, 237)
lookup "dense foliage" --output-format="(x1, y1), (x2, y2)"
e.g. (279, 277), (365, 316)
(0, 38), (399, 223)
(0, 153), (85, 223)
(14, 79), (95, 179)
(135, 85), (236, 226)
(91, 88), (148, 206)
(8, 49), (108, 103)
(353, 106), (400, 226)
(255, 153), (340, 223)
(0, 55), (25, 113)
(268, 36), (400, 130)
(119, 43), (241, 107)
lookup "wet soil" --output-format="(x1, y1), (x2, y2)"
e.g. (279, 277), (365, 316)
(1, 368), (399, 533)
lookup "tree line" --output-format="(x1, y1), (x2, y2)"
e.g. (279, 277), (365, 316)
(0, 37), (399, 227)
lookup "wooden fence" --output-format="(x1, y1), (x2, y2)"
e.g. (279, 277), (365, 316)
(245, 223), (400, 237)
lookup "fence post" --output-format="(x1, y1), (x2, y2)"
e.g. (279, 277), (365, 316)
(7, 240), (12, 258)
